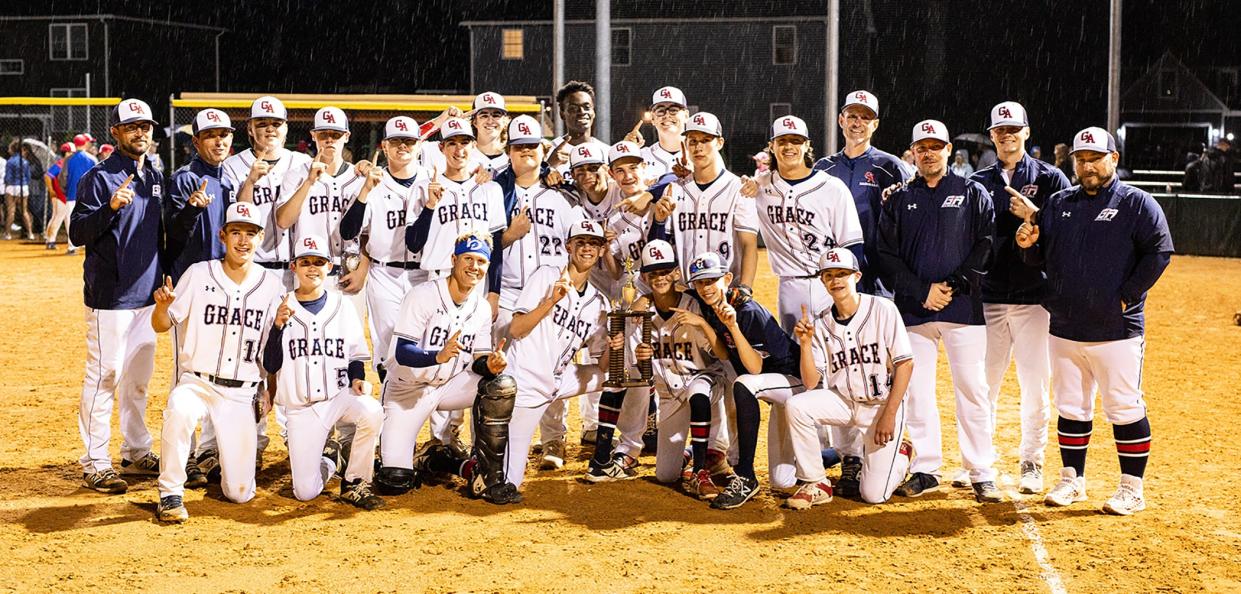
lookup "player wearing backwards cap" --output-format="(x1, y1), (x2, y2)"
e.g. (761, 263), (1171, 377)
(375, 233), (520, 504)
(967, 101), (1070, 494)
(225, 96), (313, 290)
(70, 98), (166, 494)
(631, 86), (689, 180)
(783, 248), (914, 509)
(165, 108), (237, 284)
(60, 133), (100, 254)
(421, 92), (511, 176)
(151, 202), (285, 522)
(43, 142), (74, 250)
(1015, 127), (1172, 515)
(261, 233), (384, 510)
(878, 119), (1001, 503)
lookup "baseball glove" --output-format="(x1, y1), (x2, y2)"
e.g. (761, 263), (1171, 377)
(728, 283), (753, 306)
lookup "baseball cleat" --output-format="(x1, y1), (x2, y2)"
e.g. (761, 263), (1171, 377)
(185, 460), (208, 490)
(687, 469), (721, 500)
(82, 468), (128, 494)
(540, 439), (566, 470)
(710, 475), (760, 510)
(612, 452), (639, 477)
(785, 480), (833, 510)
(1044, 467), (1087, 507)
(340, 479), (386, 511)
(157, 495), (189, 523)
(705, 448), (733, 478)
(584, 459), (637, 483)
(1018, 461), (1044, 494)
(951, 468), (971, 489)
(196, 449), (222, 484)
(972, 481), (1004, 503)
(835, 455), (862, 499)
(894, 472), (940, 497)
(1102, 475), (1145, 516)
(681, 449), (693, 481)
(120, 452), (161, 476)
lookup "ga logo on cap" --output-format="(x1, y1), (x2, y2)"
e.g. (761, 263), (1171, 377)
(827, 251), (841, 263)
(322, 111), (336, 124)
(855, 91), (869, 102)
(647, 245), (666, 260)
(1080, 130), (1095, 144)
(303, 237), (318, 250)
(259, 100), (274, 113)
(659, 88), (673, 99)
(921, 122), (937, 134)
(394, 119), (409, 131)
(448, 120), (461, 130)
(782, 117), (797, 129)
(615, 144), (630, 154)
(517, 122), (532, 135)
(998, 106), (1013, 119)
(577, 147), (592, 158)
(483, 93), (497, 104)
(236, 204), (251, 217)
(206, 111), (221, 122)
(693, 114), (706, 125)
(128, 101), (144, 114)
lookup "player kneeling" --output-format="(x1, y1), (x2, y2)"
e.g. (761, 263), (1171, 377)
(375, 233), (520, 504)
(783, 248), (914, 509)
(153, 203), (286, 523)
(262, 235), (384, 510)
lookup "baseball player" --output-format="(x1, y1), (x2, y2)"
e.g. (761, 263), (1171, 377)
(1015, 127), (1172, 515)
(634, 86), (689, 179)
(783, 247), (915, 509)
(877, 119), (1001, 503)
(165, 108), (237, 284)
(421, 92), (511, 175)
(70, 98), (165, 494)
(375, 233), (519, 504)
(546, 81), (604, 173)
(43, 141), (73, 249)
(225, 96), (312, 289)
(262, 234), (384, 510)
(151, 202), (284, 522)
(968, 101), (1071, 494)
(59, 133), (99, 254)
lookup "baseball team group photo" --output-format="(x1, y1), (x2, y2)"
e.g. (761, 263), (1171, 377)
(1, 2), (1239, 592)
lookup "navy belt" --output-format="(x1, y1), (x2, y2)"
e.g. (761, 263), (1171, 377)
(369, 256), (419, 270)
(257, 261), (289, 270)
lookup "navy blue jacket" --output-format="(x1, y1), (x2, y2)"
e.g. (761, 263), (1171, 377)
(165, 155), (235, 283)
(689, 289), (800, 376)
(970, 153), (1070, 304)
(69, 153), (166, 310)
(877, 172), (995, 327)
(814, 146), (907, 298)
(1021, 180), (1173, 342)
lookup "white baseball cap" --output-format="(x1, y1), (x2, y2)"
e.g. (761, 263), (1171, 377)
(842, 90), (879, 117)
(250, 96), (287, 120)
(440, 118), (474, 140)
(570, 142), (607, 168)
(651, 86), (687, 108)
(384, 116), (420, 140)
(640, 240), (677, 272)
(224, 201), (263, 229)
(608, 141), (642, 165)
(568, 219), (605, 241)
(911, 119), (950, 145)
(818, 247), (859, 273)
(294, 234), (331, 260)
(192, 109), (233, 135)
(111, 98), (157, 126)
(989, 101), (1028, 129)
(770, 115), (809, 140)
(507, 115), (542, 145)
(473, 92), (507, 113)
(311, 107), (348, 132)
(1070, 126), (1117, 154)
(687, 251), (728, 282)
(685, 112), (723, 137)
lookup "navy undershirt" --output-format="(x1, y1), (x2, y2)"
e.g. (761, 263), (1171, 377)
(262, 293), (364, 381)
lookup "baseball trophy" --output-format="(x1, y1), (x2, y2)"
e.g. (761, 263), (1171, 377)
(605, 258), (654, 388)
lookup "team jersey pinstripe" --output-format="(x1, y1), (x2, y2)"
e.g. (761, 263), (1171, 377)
(166, 260), (284, 386)
(419, 141), (510, 176)
(631, 293), (721, 395)
(404, 175), (506, 273)
(807, 294), (913, 402)
(506, 265), (612, 396)
(270, 290), (370, 407)
(500, 183), (581, 309)
(277, 161), (360, 260)
(641, 143), (681, 180)
(389, 277), (494, 386)
(345, 168), (426, 263)
(221, 148), (312, 263)
(755, 170), (864, 277)
(667, 170), (759, 279)
(568, 185), (624, 294)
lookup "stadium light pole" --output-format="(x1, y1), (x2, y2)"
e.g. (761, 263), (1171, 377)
(596, 0), (611, 143)
(1107, 0), (1122, 135)
(826, 0), (840, 153)
(553, 0), (565, 136)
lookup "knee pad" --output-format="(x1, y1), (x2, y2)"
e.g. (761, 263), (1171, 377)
(374, 466), (417, 495)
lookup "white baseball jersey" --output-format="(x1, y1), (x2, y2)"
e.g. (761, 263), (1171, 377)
(166, 260), (284, 385)
(419, 141), (510, 176)
(807, 294), (913, 402)
(666, 170), (759, 279)
(221, 148), (312, 263)
(405, 174), (506, 274)
(499, 183), (581, 309)
(570, 184), (623, 223)
(388, 277), (494, 386)
(632, 293), (720, 397)
(505, 265), (611, 398)
(755, 170), (863, 277)
(605, 208), (654, 296)
(269, 291), (370, 408)
(641, 143), (681, 180)
(277, 161), (360, 260)
(346, 167), (426, 263)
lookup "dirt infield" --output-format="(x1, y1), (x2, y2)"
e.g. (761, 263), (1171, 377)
(1, 242), (1238, 593)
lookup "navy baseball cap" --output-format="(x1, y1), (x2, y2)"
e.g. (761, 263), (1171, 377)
(688, 252), (727, 282)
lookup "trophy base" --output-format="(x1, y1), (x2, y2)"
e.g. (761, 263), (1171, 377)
(603, 379), (654, 389)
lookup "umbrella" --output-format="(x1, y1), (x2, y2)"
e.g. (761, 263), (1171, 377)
(952, 132), (992, 147)
(20, 138), (55, 170)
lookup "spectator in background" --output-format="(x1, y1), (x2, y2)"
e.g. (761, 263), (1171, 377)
(752, 151), (770, 176)
(1031, 145), (1043, 161)
(145, 140), (164, 174)
(5, 140), (34, 241)
(1053, 143), (1074, 184)
(100, 144), (115, 161)
(950, 149), (975, 177)
(59, 133), (99, 255)
(1183, 150), (1206, 192)
(1203, 138), (1234, 193)
(901, 149), (915, 167)
(44, 142), (74, 249)
(976, 146), (997, 171)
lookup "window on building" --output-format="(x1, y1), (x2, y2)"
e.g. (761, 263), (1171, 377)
(612, 28), (631, 66)
(769, 102), (792, 123)
(1158, 70), (1178, 100)
(502, 29), (524, 60)
(0, 60), (23, 75)
(773, 25), (796, 65)
(51, 87), (88, 131)
(49, 23), (88, 61)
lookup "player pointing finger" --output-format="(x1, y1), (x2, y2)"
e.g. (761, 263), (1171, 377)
(653, 184), (676, 222)
(426, 165), (443, 208)
(435, 330), (464, 364)
(487, 338), (508, 374)
(794, 304), (816, 344)
(109, 174), (136, 210)
(153, 275), (176, 306)
(274, 293), (294, 328)
(1006, 186), (1039, 223)
(188, 179), (212, 208)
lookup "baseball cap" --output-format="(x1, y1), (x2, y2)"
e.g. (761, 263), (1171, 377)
(59, 142), (73, 153)
(73, 133), (96, 147)
(224, 201), (263, 230)
(770, 115), (809, 140)
(507, 115), (542, 145)
(250, 96), (288, 120)
(111, 98), (157, 126)
(911, 119), (950, 145)
(818, 247), (859, 273)
(192, 108), (234, 135)
(640, 240), (677, 273)
(294, 235), (331, 260)
(311, 107), (349, 132)
(440, 118), (475, 140)
(684, 112), (723, 137)
(608, 141), (642, 165)
(570, 142), (607, 168)
(568, 219), (605, 241)
(384, 116), (420, 140)
(989, 101), (1028, 129)
(842, 90), (879, 117)
(1070, 127), (1118, 154)
(99, 144), (114, 153)
(688, 252), (728, 282)
(473, 92), (507, 113)
(651, 86), (687, 108)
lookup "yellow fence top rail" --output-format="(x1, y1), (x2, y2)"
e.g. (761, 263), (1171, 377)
(0, 97), (122, 106)
(172, 94), (542, 113)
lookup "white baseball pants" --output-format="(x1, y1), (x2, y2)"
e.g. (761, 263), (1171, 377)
(786, 390), (910, 503)
(505, 364), (606, 489)
(380, 370), (483, 469)
(1050, 335), (1147, 425)
(983, 303), (1051, 464)
(79, 306), (156, 472)
(650, 376), (720, 483)
(735, 373), (806, 490)
(286, 389), (382, 500)
(157, 373), (257, 502)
